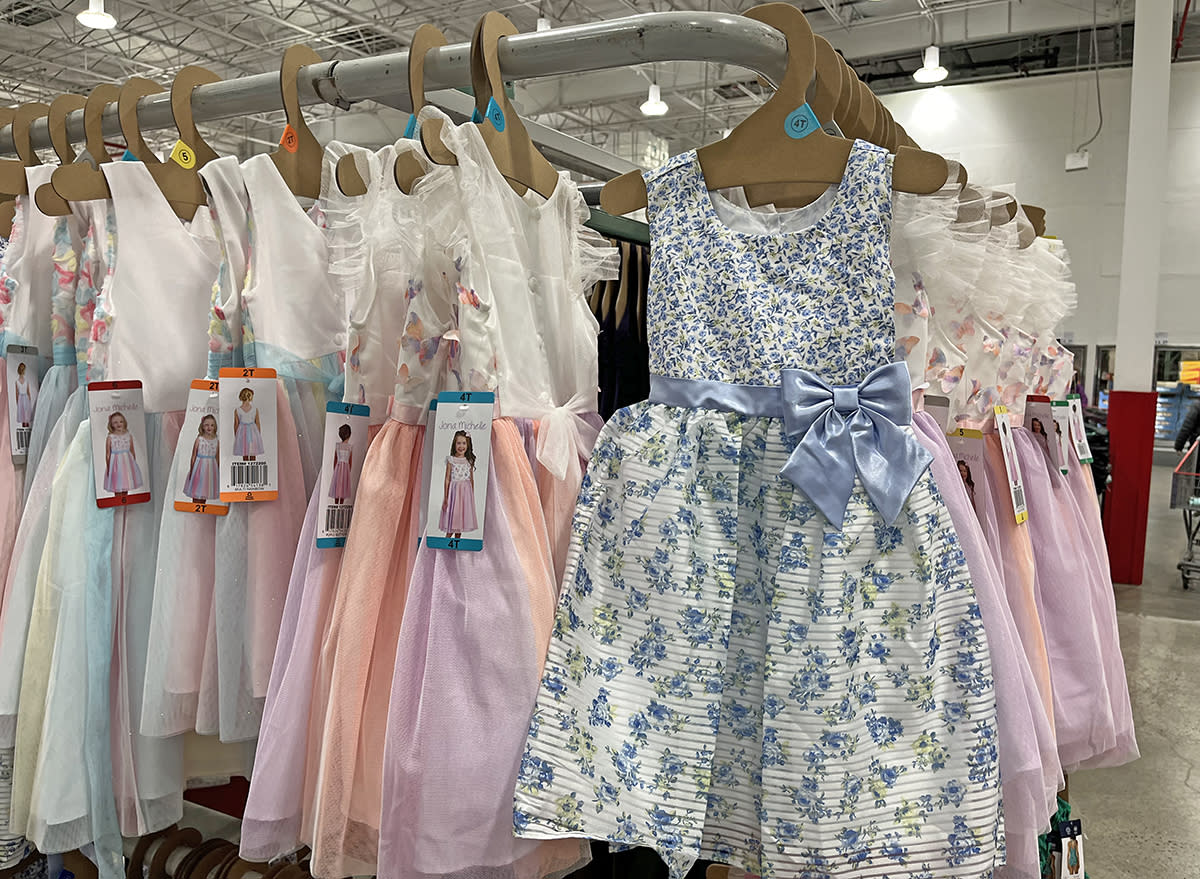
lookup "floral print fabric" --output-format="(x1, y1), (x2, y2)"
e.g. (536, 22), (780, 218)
(515, 146), (1003, 879)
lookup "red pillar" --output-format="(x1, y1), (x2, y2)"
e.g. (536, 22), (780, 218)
(1103, 389), (1159, 584)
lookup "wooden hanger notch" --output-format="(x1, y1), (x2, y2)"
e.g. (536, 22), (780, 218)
(395, 23), (446, 194)
(34, 93), (87, 216)
(118, 76), (209, 219)
(49, 82), (120, 207)
(0, 102), (50, 196)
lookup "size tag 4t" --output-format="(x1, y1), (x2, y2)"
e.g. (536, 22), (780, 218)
(88, 380), (151, 508)
(946, 427), (989, 520)
(1024, 395), (1059, 472)
(316, 401), (370, 548)
(1051, 400), (1072, 474)
(218, 367), (279, 502)
(1066, 394), (1093, 463)
(784, 103), (821, 139)
(174, 380), (228, 515)
(994, 405), (1028, 524)
(6, 345), (38, 462)
(425, 391), (493, 552)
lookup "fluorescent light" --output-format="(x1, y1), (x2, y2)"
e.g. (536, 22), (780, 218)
(536, 16), (551, 31)
(640, 83), (668, 116)
(76, 0), (115, 28)
(913, 45), (948, 83)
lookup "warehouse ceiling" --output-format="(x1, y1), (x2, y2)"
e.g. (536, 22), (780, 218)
(0, 0), (1176, 164)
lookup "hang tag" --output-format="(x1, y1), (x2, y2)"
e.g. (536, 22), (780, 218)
(316, 401), (370, 548)
(218, 367), (279, 502)
(471, 108), (484, 124)
(784, 103), (821, 139)
(1058, 819), (1083, 878)
(485, 96), (505, 132)
(1051, 400), (1072, 475)
(425, 391), (493, 551)
(1066, 394), (1093, 463)
(1024, 395), (1059, 472)
(174, 379), (228, 515)
(403, 113), (418, 139)
(946, 427), (989, 520)
(993, 405), (1028, 524)
(168, 139), (196, 169)
(924, 394), (950, 433)
(280, 124), (299, 154)
(120, 149), (139, 162)
(6, 345), (38, 462)
(88, 380), (151, 508)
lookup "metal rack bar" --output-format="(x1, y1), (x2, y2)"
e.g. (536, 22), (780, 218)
(0, 11), (788, 175)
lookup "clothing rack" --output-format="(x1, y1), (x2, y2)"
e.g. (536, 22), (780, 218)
(0, 11), (789, 182)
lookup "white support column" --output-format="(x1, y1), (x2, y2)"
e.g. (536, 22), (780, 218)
(1113, 0), (1174, 392)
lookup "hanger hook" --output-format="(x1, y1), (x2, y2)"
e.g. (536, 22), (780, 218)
(118, 77), (166, 164)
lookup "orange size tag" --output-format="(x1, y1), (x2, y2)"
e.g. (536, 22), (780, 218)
(280, 124), (299, 154)
(218, 367), (280, 503)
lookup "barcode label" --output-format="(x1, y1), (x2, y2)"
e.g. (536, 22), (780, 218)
(324, 504), (353, 535)
(1012, 485), (1025, 514)
(14, 427), (29, 453)
(231, 461), (268, 488)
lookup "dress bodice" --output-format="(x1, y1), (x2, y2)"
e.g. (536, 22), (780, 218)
(196, 437), (218, 458)
(109, 432), (132, 453)
(445, 455), (472, 481)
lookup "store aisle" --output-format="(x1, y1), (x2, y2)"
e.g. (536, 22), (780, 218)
(1072, 463), (1200, 876)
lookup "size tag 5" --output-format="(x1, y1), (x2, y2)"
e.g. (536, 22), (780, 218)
(1024, 395), (1059, 472)
(1051, 400), (1072, 474)
(218, 367), (279, 502)
(6, 345), (38, 462)
(1066, 394), (1093, 463)
(174, 379), (228, 515)
(425, 391), (493, 551)
(88, 380), (151, 508)
(317, 401), (370, 548)
(993, 405), (1028, 524)
(169, 140), (196, 169)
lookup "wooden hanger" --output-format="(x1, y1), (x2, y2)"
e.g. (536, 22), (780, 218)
(1023, 203), (1047, 237)
(170, 65), (221, 169)
(270, 44), (324, 199)
(854, 80), (881, 147)
(34, 93), (87, 216)
(118, 77), (209, 219)
(834, 58), (865, 140)
(48, 82), (120, 207)
(423, 12), (560, 199)
(601, 3), (947, 214)
(0, 102), (50, 196)
(0, 107), (18, 237)
(393, 23), (447, 194)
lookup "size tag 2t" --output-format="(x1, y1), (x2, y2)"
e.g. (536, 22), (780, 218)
(174, 379), (228, 515)
(784, 103), (821, 139)
(1051, 400), (1072, 475)
(1066, 394), (1093, 463)
(169, 140), (196, 169)
(1024, 395), (1059, 473)
(218, 367), (279, 502)
(280, 124), (299, 154)
(993, 405), (1028, 524)
(316, 401), (370, 548)
(425, 391), (493, 552)
(1058, 819), (1083, 878)
(946, 427), (989, 520)
(6, 345), (38, 463)
(88, 380), (151, 508)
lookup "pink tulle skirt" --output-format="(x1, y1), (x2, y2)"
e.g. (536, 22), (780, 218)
(183, 455), (219, 501)
(233, 421), (265, 457)
(104, 447), (143, 493)
(438, 478), (477, 533)
(329, 460), (352, 501)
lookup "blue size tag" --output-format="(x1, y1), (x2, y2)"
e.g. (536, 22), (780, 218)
(471, 107), (484, 124)
(784, 103), (821, 139)
(315, 400), (371, 548)
(120, 149), (139, 161)
(403, 113), (418, 139)
(485, 96), (505, 132)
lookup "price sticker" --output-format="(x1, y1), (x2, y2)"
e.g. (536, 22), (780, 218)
(169, 139), (196, 169)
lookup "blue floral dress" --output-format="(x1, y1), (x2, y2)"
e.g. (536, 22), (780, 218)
(514, 143), (1004, 879)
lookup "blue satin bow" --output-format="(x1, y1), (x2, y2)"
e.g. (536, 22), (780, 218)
(778, 361), (933, 526)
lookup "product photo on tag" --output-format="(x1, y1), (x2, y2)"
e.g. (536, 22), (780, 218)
(1052, 400), (1072, 475)
(1066, 394), (1093, 463)
(6, 345), (38, 462)
(88, 380), (151, 508)
(1059, 819), (1083, 878)
(993, 404), (1028, 524)
(946, 427), (989, 521)
(316, 401), (370, 548)
(174, 379), (228, 515)
(425, 391), (493, 552)
(1024, 395), (1059, 472)
(218, 367), (279, 502)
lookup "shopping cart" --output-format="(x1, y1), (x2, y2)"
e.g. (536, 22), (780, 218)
(1170, 440), (1200, 589)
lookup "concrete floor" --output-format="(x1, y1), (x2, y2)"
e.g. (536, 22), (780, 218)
(1068, 463), (1200, 877)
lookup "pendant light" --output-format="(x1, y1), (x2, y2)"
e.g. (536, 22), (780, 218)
(76, 0), (116, 29)
(913, 45), (948, 83)
(640, 82), (668, 117)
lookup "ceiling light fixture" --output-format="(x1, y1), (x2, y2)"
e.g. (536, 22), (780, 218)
(640, 82), (668, 116)
(76, 0), (116, 29)
(913, 45), (948, 83)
